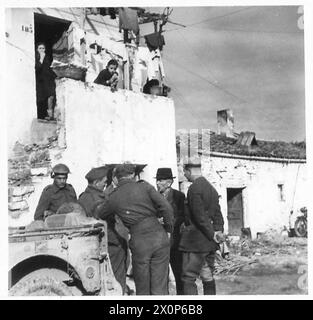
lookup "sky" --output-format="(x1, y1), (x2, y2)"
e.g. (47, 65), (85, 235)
(141, 6), (305, 142)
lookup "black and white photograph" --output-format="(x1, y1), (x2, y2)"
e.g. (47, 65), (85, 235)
(1, 1), (312, 299)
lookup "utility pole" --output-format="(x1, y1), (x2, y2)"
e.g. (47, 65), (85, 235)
(79, 8), (87, 66)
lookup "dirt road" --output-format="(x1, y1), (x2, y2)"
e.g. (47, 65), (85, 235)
(203, 236), (307, 295)
(127, 235), (307, 296)
(167, 235), (308, 295)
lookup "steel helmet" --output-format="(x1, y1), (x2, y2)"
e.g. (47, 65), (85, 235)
(52, 163), (70, 176)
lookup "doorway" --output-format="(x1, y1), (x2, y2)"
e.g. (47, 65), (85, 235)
(227, 188), (244, 235)
(34, 13), (71, 58)
(34, 13), (71, 119)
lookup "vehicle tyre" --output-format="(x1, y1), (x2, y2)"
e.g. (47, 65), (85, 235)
(9, 268), (79, 296)
(294, 218), (307, 238)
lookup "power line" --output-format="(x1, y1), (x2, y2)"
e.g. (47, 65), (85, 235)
(6, 41), (35, 62)
(164, 7), (255, 33)
(163, 7), (303, 35)
(188, 7), (254, 27)
(193, 26), (303, 35)
(166, 77), (208, 128)
(163, 55), (247, 104)
(177, 29), (219, 84)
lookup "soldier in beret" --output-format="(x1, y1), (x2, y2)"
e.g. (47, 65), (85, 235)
(78, 166), (128, 294)
(98, 163), (174, 295)
(155, 167), (185, 295)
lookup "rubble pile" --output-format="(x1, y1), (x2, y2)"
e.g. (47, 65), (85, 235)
(214, 229), (307, 276)
(214, 253), (257, 276)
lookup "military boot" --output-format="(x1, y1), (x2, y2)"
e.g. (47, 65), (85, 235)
(203, 280), (216, 295)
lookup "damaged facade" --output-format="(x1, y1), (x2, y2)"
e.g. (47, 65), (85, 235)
(6, 8), (306, 238)
(6, 8), (177, 227)
(177, 111), (307, 239)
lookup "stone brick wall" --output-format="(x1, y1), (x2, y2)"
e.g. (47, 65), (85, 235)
(8, 136), (59, 225)
(178, 155), (307, 238)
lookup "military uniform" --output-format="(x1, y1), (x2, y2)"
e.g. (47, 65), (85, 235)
(99, 179), (174, 295)
(179, 176), (224, 295)
(78, 185), (128, 294)
(34, 183), (77, 221)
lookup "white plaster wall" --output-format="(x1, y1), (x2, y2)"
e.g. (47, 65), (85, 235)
(8, 79), (178, 227)
(5, 8), (37, 151)
(200, 156), (307, 238)
(56, 78), (178, 196)
(5, 8), (123, 154)
(7, 8), (178, 227)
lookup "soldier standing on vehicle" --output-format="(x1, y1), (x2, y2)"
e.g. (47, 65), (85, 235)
(78, 166), (128, 294)
(155, 167), (185, 295)
(179, 164), (225, 295)
(98, 163), (174, 295)
(34, 164), (77, 221)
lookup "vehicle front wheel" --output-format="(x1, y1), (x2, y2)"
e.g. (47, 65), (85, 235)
(294, 218), (307, 238)
(9, 268), (79, 296)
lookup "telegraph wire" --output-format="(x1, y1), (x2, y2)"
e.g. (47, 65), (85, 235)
(177, 29), (220, 85)
(163, 55), (247, 104)
(163, 7), (255, 33)
(191, 26), (303, 35)
(187, 7), (254, 27)
(166, 77), (208, 128)
(6, 40), (35, 62)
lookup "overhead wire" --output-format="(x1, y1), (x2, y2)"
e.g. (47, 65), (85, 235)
(191, 26), (303, 34)
(166, 76), (208, 128)
(163, 7), (303, 35)
(6, 41), (35, 62)
(164, 7), (255, 33)
(176, 28), (220, 85)
(163, 54), (247, 104)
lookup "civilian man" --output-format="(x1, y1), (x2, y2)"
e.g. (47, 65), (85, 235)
(155, 167), (185, 295)
(179, 164), (225, 295)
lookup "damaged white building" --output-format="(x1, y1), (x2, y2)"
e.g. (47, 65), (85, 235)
(177, 110), (307, 239)
(6, 7), (177, 227)
(5, 8), (306, 239)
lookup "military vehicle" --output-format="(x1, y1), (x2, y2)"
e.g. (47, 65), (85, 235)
(8, 212), (122, 296)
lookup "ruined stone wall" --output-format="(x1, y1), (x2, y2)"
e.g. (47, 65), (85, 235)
(8, 136), (61, 227)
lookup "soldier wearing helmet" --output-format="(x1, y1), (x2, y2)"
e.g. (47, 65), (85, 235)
(34, 163), (77, 221)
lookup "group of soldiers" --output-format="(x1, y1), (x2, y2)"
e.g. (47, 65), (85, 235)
(34, 162), (225, 295)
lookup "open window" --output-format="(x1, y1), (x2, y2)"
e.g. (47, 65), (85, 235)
(277, 184), (285, 201)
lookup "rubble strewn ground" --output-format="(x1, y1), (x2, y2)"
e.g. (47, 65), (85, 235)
(168, 230), (307, 295)
(210, 231), (307, 295)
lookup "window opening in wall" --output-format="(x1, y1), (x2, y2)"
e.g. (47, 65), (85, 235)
(278, 184), (285, 201)
(34, 13), (71, 121)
